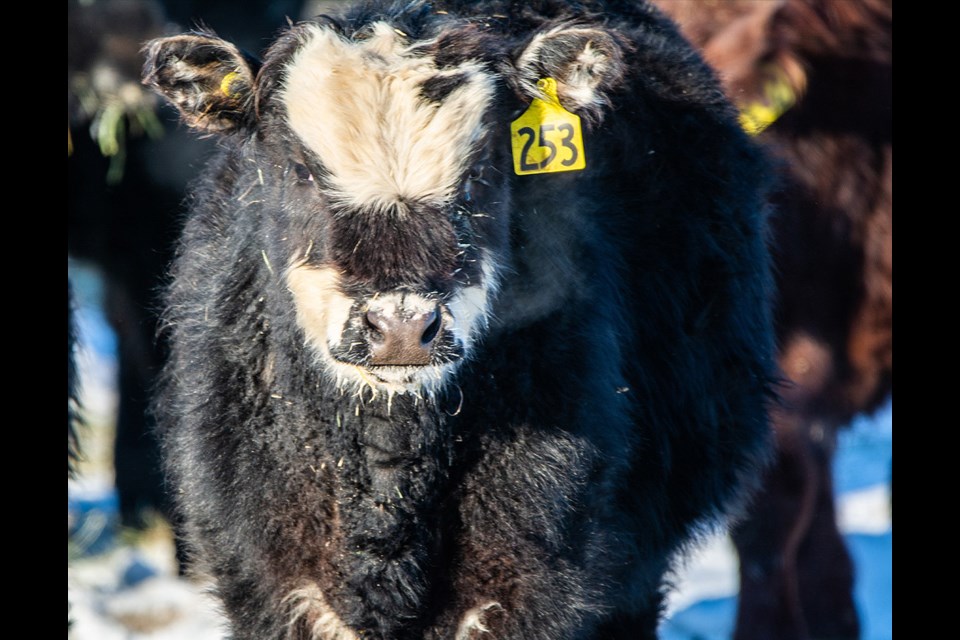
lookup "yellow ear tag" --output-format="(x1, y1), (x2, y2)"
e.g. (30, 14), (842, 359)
(738, 66), (797, 136)
(220, 71), (240, 97)
(510, 78), (586, 175)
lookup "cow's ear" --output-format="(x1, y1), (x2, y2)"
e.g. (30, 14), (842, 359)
(512, 24), (629, 124)
(142, 33), (259, 134)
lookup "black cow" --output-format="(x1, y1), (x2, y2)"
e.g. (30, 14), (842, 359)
(143, 1), (778, 638)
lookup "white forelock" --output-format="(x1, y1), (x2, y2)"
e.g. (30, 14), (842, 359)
(282, 23), (497, 212)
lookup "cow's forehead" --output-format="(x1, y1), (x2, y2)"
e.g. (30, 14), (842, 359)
(282, 22), (497, 213)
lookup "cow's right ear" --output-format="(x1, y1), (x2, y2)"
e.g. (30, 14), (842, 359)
(142, 34), (259, 134)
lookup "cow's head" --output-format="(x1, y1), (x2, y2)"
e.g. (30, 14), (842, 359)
(143, 16), (626, 398)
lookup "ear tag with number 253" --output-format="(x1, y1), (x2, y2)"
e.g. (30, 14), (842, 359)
(510, 77), (586, 175)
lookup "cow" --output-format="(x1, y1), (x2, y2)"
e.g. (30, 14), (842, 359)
(653, 1), (892, 638)
(142, 1), (779, 638)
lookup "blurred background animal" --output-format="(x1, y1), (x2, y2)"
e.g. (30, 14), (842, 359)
(68, 0), (306, 567)
(69, 0), (184, 546)
(651, 1), (892, 638)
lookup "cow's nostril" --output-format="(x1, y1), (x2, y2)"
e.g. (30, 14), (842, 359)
(421, 309), (441, 346)
(365, 310), (386, 338)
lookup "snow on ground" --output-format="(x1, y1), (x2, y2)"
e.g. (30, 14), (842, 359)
(660, 488), (892, 640)
(661, 404), (893, 640)
(67, 262), (892, 639)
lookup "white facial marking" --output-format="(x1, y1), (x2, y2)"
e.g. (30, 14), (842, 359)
(282, 23), (496, 212)
(366, 291), (436, 319)
(286, 264), (354, 352)
(286, 264), (478, 399)
(447, 254), (499, 351)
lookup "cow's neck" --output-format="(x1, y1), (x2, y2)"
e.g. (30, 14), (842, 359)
(328, 392), (452, 530)
(320, 391), (454, 634)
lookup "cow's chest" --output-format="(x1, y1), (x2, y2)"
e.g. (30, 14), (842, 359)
(303, 396), (454, 634)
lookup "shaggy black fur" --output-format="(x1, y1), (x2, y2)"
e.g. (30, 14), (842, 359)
(145, 1), (778, 638)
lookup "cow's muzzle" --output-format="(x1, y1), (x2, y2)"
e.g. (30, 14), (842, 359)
(364, 306), (442, 366)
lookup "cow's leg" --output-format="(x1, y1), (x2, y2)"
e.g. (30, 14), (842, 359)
(424, 431), (613, 640)
(732, 419), (817, 640)
(425, 542), (607, 640)
(429, 548), (663, 640)
(795, 430), (860, 640)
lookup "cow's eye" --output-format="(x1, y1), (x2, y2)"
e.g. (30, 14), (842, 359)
(292, 162), (314, 183)
(463, 165), (488, 202)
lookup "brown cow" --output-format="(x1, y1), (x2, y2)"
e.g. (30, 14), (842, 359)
(653, 1), (892, 638)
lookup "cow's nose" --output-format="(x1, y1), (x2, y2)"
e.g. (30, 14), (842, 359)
(365, 308), (441, 366)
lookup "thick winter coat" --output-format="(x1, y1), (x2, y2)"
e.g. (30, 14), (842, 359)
(144, 1), (778, 638)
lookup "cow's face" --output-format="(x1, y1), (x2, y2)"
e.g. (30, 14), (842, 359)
(143, 17), (626, 398)
(274, 22), (509, 398)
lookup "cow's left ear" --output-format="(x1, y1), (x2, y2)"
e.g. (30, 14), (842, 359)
(512, 24), (629, 124)
(142, 33), (259, 134)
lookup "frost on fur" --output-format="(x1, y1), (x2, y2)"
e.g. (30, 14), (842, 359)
(146, 2), (777, 639)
